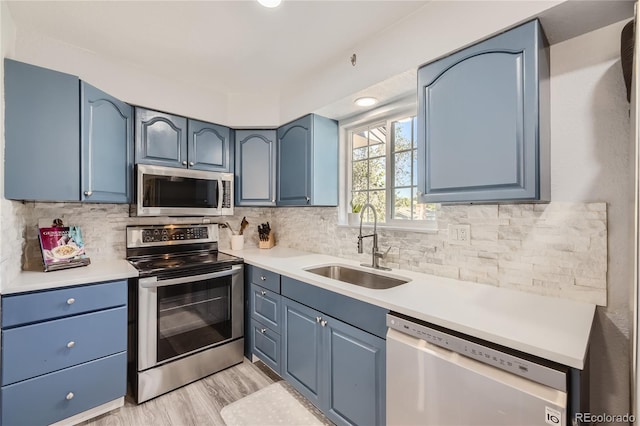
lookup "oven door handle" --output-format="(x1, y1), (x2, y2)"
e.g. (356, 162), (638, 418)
(139, 264), (243, 288)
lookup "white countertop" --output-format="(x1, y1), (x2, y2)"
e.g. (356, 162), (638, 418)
(224, 247), (595, 370)
(3, 259), (139, 295)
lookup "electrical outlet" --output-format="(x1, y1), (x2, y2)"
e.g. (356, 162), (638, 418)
(448, 224), (471, 245)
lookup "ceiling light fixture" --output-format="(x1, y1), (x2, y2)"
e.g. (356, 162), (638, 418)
(258, 0), (281, 8)
(354, 97), (378, 107)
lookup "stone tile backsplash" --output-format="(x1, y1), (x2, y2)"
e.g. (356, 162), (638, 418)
(3, 200), (607, 305)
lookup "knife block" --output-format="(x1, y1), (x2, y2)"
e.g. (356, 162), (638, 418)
(259, 232), (276, 249)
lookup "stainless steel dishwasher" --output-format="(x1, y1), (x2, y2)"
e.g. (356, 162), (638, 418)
(386, 313), (573, 426)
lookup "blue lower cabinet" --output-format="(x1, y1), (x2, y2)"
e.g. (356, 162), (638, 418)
(2, 280), (127, 328)
(282, 298), (323, 407)
(1, 352), (126, 426)
(251, 319), (281, 374)
(282, 297), (386, 426)
(2, 307), (127, 386)
(324, 317), (385, 426)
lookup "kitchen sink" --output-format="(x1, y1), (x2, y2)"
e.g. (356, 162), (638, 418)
(305, 264), (409, 289)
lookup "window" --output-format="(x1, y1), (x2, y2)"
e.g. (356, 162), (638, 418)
(348, 113), (436, 227)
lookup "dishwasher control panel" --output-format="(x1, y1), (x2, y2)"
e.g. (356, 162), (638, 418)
(387, 314), (567, 392)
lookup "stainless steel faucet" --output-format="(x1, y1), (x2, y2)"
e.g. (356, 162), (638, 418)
(357, 203), (391, 270)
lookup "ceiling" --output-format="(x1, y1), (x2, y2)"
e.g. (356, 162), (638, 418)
(6, 0), (428, 96)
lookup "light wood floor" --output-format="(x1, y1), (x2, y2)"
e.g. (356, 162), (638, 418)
(79, 360), (332, 426)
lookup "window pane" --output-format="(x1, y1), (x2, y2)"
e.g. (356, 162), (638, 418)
(393, 119), (412, 151)
(393, 188), (412, 220)
(370, 191), (386, 222)
(351, 191), (368, 214)
(369, 141), (385, 158)
(413, 188), (435, 220)
(369, 157), (385, 189)
(352, 160), (368, 191)
(412, 150), (418, 186)
(353, 130), (368, 149)
(353, 146), (368, 161)
(368, 126), (386, 145)
(394, 151), (412, 187)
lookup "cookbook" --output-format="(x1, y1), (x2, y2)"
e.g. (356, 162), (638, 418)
(38, 225), (91, 271)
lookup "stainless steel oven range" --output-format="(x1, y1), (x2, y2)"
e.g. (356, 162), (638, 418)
(126, 224), (244, 403)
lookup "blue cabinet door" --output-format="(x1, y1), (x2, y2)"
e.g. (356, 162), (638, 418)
(235, 130), (277, 206)
(135, 107), (188, 168)
(323, 317), (386, 426)
(277, 116), (312, 205)
(187, 119), (233, 172)
(4, 59), (80, 201)
(417, 20), (549, 203)
(277, 114), (338, 206)
(81, 83), (133, 203)
(282, 297), (322, 406)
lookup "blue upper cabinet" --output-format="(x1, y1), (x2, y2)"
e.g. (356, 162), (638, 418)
(235, 130), (277, 206)
(5, 59), (80, 201)
(187, 119), (233, 172)
(276, 114), (338, 206)
(5, 59), (131, 204)
(81, 83), (133, 203)
(135, 108), (233, 172)
(417, 20), (549, 203)
(135, 107), (188, 168)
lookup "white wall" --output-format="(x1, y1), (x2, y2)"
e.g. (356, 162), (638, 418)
(8, 27), (228, 125)
(552, 19), (632, 415)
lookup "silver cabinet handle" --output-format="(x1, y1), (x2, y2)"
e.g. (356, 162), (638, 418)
(189, 161), (195, 166)
(305, 196), (310, 203)
(260, 276), (266, 281)
(182, 161), (187, 166)
(271, 199), (275, 203)
(320, 320), (327, 327)
(66, 392), (74, 400)
(316, 316), (322, 323)
(84, 191), (92, 197)
(260, 290), (266, 296)
(260, 328), (267, 334)
(67, 298), (75, 305)
(66, 341), (75, 349)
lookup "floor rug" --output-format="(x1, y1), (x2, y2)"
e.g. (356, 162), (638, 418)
(220, 381), (324, 426)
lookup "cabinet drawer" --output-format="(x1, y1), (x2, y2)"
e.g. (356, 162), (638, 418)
(250, 284), (281, 333)
(2, 280), (127, 327)
(1, 352), (126, 426)
(2, 307), (127, 385)
(251, 319), (281, 374)
(248, 266), (280, 293)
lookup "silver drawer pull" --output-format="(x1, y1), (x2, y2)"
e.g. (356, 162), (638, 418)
(189, 161), (195, 166)
(260, 276), (266, 281)
(66, 392), (74, 400)
(66, 298), (75, 305)
(316, 316), (322, 323)
(84, 191), (92, 197)
(66, 341), (75, 349)
(320, 320), (328, 327)
(260, 290), (266, 296)
(260, 328), (267, 334)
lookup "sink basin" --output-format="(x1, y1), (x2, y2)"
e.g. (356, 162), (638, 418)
(305, 264), (409, 289)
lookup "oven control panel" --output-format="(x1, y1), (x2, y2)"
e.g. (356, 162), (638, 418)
(142, 227), (209, 242)
(127, 224), (218, 248)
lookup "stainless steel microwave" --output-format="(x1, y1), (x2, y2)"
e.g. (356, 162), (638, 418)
(134, 164), (234, 217)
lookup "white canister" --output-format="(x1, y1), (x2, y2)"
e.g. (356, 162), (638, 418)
(230, 235), (244, 251)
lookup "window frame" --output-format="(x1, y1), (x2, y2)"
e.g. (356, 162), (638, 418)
(339, 99), (437, 232)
